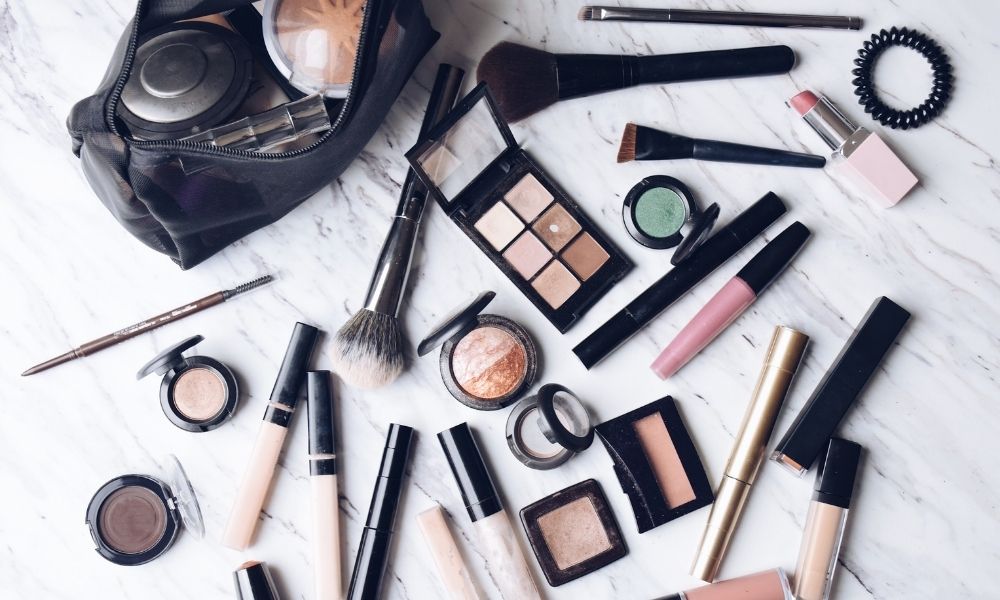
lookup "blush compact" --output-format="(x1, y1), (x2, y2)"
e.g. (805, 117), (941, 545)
(506, 384), (594, 470)
(417, 291), (538, 411)
(85, 456), (204, 566)
(137, 335), (239, 433)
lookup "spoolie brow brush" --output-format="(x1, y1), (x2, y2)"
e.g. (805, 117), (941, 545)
(21, 275), (274, 376)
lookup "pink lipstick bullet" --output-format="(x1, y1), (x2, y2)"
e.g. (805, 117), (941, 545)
(651, 222), (810, 379)
(789, 90), (917, 207)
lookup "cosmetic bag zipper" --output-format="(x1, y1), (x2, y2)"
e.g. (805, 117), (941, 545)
(105, 0), (382, 160)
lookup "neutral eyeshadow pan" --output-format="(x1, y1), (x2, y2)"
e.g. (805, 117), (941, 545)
(451, 326), (527, 400)
(98, 486), (167, 555)
(505, 173), (553, 221)
(634, 413), (696, 508)
(172, 367), (227, 421)
(562, 233), (610, 281)
(534, 204), (582, 251)
(475, 202), (524, 250)
(503, 231), (552, 278)
(532, 261), (580, 309)
(537, 496), (612, 570)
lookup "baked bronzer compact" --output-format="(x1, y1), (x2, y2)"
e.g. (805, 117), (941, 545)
(406, 83), (632, 332)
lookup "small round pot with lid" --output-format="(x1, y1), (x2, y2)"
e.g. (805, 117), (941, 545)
(506, 384), (594, 470)
(417, 291), (538, 411)
(85, 455), (204, 566)
(137, 335), (239, 432)
(622, 175), (720, 265)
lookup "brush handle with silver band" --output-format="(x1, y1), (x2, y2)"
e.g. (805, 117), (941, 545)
(360, 65), (465, 317)
(582, 7), (861, 30)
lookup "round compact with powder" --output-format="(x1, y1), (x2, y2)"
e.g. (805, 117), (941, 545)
(85, 455), (204, 566)
(622, 175), (719, 265)
(417, 291), (538, 411)
(263, 0), (367, 98)
(506, 384), (594, 470)
(137, 335), (238, 432)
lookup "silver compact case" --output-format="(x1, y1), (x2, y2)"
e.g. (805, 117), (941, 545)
(505, 384), (593, 469)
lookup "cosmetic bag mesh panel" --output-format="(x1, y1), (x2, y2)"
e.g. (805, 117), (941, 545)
(68, 0), (438, 269)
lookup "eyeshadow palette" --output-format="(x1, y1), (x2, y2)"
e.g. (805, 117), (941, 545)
(406, 83), (633, 332)
(595, 396), (713, 533)
(520, 479), (627, 586)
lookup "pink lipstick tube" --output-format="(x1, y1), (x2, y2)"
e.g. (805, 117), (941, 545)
(651, 222), (809, 379)
(789, 90), (917, 207)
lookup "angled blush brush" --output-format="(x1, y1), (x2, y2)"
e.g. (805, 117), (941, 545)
(618, 123), (825, 168)
(476, 42), (796, 122)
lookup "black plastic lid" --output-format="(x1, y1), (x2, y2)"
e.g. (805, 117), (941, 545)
(234, 561), (279, 600)
(537, 384), (594, 452)
(813, 438), (862, 508)
(137, 335), (203, 380)
(307, 371), (336, 456)
(672, 202), (720, 266)
(269, 322), (320, 410)
(365, 424), (414, 531)
(437, 423), (503, 522)
(735, 221), (810, 294)
(417, 292), (494, 356)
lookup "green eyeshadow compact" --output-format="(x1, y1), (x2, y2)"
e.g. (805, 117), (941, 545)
(622, 175), (719, 264)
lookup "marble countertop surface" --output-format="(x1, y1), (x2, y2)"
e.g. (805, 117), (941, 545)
(2, 0), (998, 598)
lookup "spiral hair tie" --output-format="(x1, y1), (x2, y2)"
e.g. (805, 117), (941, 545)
(851, 26), (953, 130)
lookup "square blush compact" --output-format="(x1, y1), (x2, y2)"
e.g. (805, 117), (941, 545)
(405, 83), (633, 332)
(417, 291), (538, 411)
(137, 335), (239, 432)
(520, 479), (627, 586)
(85, 456), (204, 566)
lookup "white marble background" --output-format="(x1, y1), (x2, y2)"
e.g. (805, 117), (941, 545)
(2, 0), (998, 598)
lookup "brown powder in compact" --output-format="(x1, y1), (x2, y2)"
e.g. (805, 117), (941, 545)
(98, 486), (168, 554)
(172, 368), (227, 421)
(536, 496), (612, 570)
(634, 413), (696, 508)
(275, 0), (366, 86)
(450, 326), (526, 400)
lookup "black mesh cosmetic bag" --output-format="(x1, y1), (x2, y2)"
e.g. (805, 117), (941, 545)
(68, 0), (438, 269)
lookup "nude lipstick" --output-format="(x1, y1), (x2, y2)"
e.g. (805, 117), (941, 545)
(789, 90), (917, 207)
(651, 222), (810, 379)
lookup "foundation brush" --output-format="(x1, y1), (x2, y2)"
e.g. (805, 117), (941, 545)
(618, 123), (825, 168)
(331, 64), (465, 389)
(476, 42), (796, 122)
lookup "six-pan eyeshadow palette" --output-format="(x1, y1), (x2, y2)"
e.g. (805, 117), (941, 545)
(407, 83), (632, 332)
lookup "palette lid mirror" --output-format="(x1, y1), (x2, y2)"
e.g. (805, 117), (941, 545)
(167, 455), (205, 539)
(137, 335), (204, 380)
(417, 291), (496, 356)
(405, 83), (518, 207)
(672, 202), (720, 265)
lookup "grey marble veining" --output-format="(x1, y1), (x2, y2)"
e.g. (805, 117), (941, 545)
(1, 0), (998, 599)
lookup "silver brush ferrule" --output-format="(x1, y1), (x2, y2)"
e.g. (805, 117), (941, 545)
(362, 185), (425, 316)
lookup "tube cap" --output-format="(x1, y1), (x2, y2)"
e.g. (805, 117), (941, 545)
(735, 221), (810, 295)
(270, 322), (320, 409)
(437, 423), (502, 521)
(366, 424), (414, 531)
(307, 371), (337, 475)
(233, 560), (280, 600)
(813, 438), (862, 508)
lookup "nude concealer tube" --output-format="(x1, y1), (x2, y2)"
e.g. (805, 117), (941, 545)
(691, 325), (808, 581)
(307, 371), (341, 600)
(438, 423), (541, 600)
(793, 438), (862, 600)
(222, 322), (320, 550)
(417, 504), (482, 600)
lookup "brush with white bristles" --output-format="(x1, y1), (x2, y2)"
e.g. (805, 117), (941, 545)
(331, 65), (465, 388)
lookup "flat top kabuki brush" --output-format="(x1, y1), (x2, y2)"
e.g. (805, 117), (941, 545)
(476, 42), (796, 122)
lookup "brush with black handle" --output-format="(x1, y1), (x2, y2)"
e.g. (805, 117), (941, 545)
(331, 65), (465, 388)
(617, 122), (825, 168)
(477, 42), (796, 122)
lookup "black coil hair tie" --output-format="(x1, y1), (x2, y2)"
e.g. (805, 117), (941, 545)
(852, 26), (953, 130)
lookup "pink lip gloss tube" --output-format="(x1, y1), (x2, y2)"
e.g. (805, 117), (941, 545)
(651, 222), (809, 379)
(789, 90), (917, 207)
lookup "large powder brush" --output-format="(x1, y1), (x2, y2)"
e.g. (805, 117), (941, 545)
(476, 42), (796, 122)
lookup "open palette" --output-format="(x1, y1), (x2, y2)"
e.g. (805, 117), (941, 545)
(406, 83), (632, 332)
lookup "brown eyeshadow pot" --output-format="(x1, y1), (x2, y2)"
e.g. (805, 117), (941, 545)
(418, 292), (538, 411)
(520, 479), (627, 586)
(86, 457), (204, 566)
(137, 336), (239, 433)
